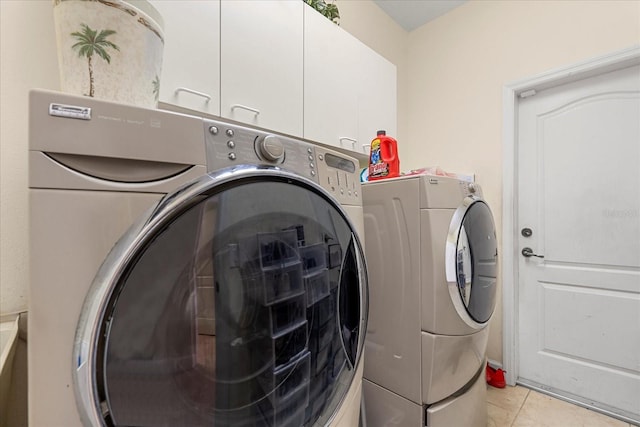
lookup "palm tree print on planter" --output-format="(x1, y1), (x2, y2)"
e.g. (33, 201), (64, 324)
(71, 24), (120, 97)
(152, 74), (160, 101)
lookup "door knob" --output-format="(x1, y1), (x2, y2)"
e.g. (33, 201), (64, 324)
(522, 247), (544, 258)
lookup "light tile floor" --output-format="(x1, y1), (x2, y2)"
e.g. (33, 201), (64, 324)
(487, 385), (638, 427)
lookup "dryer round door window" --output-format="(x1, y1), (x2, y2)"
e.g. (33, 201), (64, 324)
(73, 167), (367, 427)
(446, 197), (497, 327)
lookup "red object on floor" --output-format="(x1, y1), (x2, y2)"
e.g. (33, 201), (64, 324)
(485, 364), (493, 382)
(486, 363), (506, 388)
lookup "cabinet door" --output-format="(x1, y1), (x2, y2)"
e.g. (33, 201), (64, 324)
(221, 0), (303, 137)
(304, 6), (359, 152)
(152, 0), (220, 116)
(357, 45), (397, 156)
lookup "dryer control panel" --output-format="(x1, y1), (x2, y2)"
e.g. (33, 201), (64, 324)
(459, 180), (482, 198)
(418, 175), (481, 209)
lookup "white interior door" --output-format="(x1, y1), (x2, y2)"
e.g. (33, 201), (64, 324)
(517, 64), (640, 423)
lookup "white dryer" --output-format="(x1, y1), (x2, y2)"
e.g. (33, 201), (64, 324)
(361, 174), (497, 427)
(28, 90), (367, 426)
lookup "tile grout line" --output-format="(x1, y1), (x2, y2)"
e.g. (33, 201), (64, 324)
(509, 388), (531, 427)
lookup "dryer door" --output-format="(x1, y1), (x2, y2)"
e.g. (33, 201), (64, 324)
(74, 166), (367, 427)
(445, 196), (497, 329)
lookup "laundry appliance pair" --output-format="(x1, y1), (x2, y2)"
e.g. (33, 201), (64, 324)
(361, 174), (498, 426)
(28, 90), (367, 427)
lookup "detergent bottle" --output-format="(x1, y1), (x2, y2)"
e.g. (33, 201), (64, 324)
(368, 130), (399, 180)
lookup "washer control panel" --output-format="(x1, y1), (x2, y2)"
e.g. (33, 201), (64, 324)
(204, 119), (318, 182)
(314, 146), (362, 207)
(203, 118), (362, 206)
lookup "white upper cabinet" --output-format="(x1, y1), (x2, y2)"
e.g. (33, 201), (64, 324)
(220, 0), (304, 137)
(304, 5), (397, 156)
(153, 0), (395, 152)
(304, 7), (359, 152)
(152, 0), (220, 116)
(357, 42), (397, 156)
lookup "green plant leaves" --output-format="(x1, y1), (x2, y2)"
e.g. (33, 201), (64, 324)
(304, 0), (340, 25)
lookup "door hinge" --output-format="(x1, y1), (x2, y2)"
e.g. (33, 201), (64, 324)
(519, 89), (537, 99)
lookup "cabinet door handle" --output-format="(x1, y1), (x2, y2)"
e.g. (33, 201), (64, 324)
(339, 137), (357, 148)
(231, 104), (260, 115)
(362, 143), (371, 153)
(174, 87), (212, 102)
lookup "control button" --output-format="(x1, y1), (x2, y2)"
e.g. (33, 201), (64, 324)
(340, 189), (344, 195)
(355, 191), (358, 197)
(227, 140), (235, 149)
(228, 153), (236, 160)
(310, 170), (316, 177)
(208, 126), (218, 135)
(307, 148), (313, 154)
(318, 154), (324, 161)
(310, 162), (315, 169)
(348, 190), (352, 196)
(308, 155), (313, 161)
(256, 134), (285, 162)
(226, 129), (234, 137)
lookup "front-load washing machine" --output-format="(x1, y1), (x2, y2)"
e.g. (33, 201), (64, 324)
(28, 89), (367, 426)
(361, 174), (497, 427)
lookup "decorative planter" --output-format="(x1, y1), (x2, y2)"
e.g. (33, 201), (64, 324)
(53, 0), (164, 108)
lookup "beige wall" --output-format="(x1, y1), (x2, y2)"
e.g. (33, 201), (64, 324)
(1, 1), (59, 315)
(406, 0), (640, 363)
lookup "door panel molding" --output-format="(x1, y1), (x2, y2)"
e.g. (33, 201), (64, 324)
(501, 45), (640, 388)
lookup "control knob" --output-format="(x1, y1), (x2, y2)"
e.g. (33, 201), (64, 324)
(256, 135), (285, 162)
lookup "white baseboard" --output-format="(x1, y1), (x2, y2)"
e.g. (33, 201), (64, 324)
(487, 359), (503, 371)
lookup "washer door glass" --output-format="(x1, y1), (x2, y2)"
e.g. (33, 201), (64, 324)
(449, 198), (497, 325)
(82, 169), (366, 427)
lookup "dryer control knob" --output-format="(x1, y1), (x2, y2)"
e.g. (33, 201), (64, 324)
(468, 183), (477, 194)
(256, 135), (285, 162)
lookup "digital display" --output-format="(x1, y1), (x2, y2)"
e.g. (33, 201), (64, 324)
(324, 153), (356, 173)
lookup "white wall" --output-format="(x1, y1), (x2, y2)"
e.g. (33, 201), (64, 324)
(1, 1), (60, 315)
(405, 0), (640, 363)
